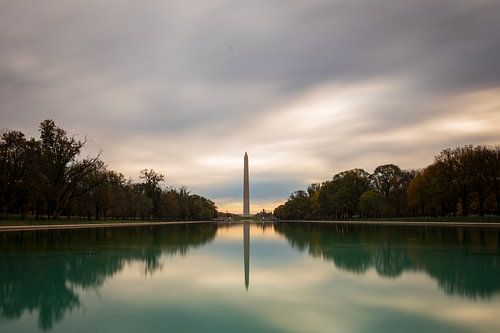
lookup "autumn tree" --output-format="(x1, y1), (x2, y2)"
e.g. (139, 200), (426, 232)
(483, 146), (500, 215)
(37, 120), (101, 219)
(358, 190), (382, 218)
(0, 131), (35, 218)
(140, 169), (165, 218)
(371, 164), (413, 216)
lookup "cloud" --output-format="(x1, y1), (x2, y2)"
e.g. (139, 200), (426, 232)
(1, 1), (500, 212)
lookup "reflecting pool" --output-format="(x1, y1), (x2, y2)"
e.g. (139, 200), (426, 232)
(1, 222), (500, 332)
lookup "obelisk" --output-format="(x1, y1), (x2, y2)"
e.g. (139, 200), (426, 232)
(243, 152), (250, 216)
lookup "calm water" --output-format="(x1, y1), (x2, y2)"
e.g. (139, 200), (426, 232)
(1, 222), (500, 332)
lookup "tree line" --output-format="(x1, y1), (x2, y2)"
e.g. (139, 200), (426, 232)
(0, 120), (217, 221)
(274, 145), (500, 220)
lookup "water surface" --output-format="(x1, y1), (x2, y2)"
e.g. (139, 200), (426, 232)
(1, 222), (500, 332)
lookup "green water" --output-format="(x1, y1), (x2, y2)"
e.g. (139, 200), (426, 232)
(1, 222), (500, 332)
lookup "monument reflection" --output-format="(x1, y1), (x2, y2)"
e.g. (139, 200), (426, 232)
(1, 222), (500, 332)
(244, 222), (250, 290)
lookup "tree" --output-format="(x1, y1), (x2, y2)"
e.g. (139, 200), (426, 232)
(407, 170), (428, 216)
(358, 190), (383, 218)
(331, 169), (370, 218)
(0, 121), (219, 222)
(483, 146), (500, 215)
(75, 160), (110, 220)
(276, 145), (499, 220)
(371, 164), (413, 216)
(188, 194), (217, 220)
(0, 130), (34, 218)
(308, 169), (370, 219)
(468, 146), (493, 216)
(38, 119), (100, 219)
(161, 189), (180, 220)
(284, 190), (312, 220)
(435, 146), (476, 216)
(371, 164), (403, 198)
(140, 169), (165, 218)
(273, 204), (284, 219)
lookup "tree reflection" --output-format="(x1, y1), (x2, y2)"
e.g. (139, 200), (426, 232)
(274, 222), (500, 299)
(0, 223), (217, 330)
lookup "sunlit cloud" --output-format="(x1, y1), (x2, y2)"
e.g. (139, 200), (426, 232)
(78, 226), (500, 333)
(1, 0), (500, 213)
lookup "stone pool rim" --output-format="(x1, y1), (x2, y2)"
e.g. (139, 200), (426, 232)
(1, 219), (500, 233)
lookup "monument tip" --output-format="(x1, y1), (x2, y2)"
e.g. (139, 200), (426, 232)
(243, 150), (250, 216)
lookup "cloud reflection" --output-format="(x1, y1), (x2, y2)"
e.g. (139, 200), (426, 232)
(1, 223), (500, 332)
(2, 1), (500, 211)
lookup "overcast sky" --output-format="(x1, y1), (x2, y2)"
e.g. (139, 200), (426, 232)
(1, 0), (500, 213)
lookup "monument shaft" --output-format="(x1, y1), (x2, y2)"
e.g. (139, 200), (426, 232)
(243, 152), (250, 216)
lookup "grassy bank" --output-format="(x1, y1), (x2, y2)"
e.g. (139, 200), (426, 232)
(1, 214), (499, 228)
(349, 215), (500, 223)
(0, 217), (192, 227)
(277, 216), (500, 224)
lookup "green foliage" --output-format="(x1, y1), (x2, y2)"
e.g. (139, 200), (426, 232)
(275, 145), (500, 220)
(0, 130), (33, 218)
(0, 120), (218, 221)
(408, 145), (500, 217)
(358, 190), (382, 218)
(275, 168), (371, 219)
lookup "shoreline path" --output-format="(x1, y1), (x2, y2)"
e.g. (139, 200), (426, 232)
(1, 220), (500, 232)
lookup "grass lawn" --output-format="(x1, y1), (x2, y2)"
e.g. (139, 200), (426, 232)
(0, 217), (183, 227)
(2, 215), (500, 227)
(351, 215), (500, 223)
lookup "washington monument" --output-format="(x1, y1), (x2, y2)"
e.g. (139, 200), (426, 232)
(243, 152), (250, 216)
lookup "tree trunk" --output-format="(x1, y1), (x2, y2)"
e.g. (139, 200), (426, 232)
(35, 200), (40, 220)
(496, 194), (500, 216)
(478, 192), (485, 217)
(66, 203), (71, 219)
(460, 190), (469, 216)
(0, 201), (5, 220)
(95, 204), (100, 220)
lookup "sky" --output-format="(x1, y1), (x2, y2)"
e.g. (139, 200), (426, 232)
(1, 0), (500, 213)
